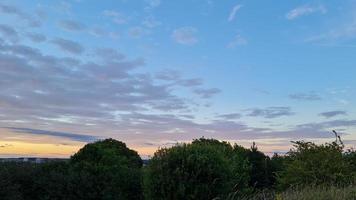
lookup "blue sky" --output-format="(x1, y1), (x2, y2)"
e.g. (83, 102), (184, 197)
(0, 0), (356, 157)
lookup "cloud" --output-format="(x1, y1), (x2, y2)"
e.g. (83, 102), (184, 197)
(128, 27), (146, 38)
(319, 111), (347, 119)
(227, 34), (247, 48)
(155, 69), (203, 87)
(0, 3), (42, 27)
(155, 69), (181, 81)
(89, 27), (107, 37)
(145, 0), (161, 9)
(246, 107), (295, 118)
(217, 113), (242, 120)
(95, 48), (125, 61)
(172, 27), (198, 45)
(194, 88), (221, 98)
(0, 144), (12, 148)
(2, 5), (355, 155)
(178, 78), (203, 87)
(296, 119), (356, 131)
(26, 32), (46, 43)
(0, 24), (19, 42)
(289, 92), (322, 101)
(228, 4), (242, 22)
(286, 4), (327, 20)
(306, 14), (356, 43)
(0, 38), (198, 132)
(51, 38), (84, 55)
(103, 10), (127, 24)
(4, 127), (97, 142)
(142, 16), (161, 28)
(59, 20), (86, 31)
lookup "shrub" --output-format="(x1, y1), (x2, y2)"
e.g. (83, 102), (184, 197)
(34, 161), (71, 200)
(246, 143), (274, 189)
(68, 138), (143, 200)
(278, 185), (356, 200)
(277, 140), (354, 189)
(144, 138), (250, 200)
(0, 162), (26, 200)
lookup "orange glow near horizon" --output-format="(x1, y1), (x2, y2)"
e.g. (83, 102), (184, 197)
(0, 141), (83, 158)
(0, 139), (290, 158)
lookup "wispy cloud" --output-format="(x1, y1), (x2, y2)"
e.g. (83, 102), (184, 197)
(155, 69), (203, 87)
(0, 24), (18, 42)
(286, 4), (327, 20)
(59, 20), (86, 32)
(172, 27), (198, 45)
(217, 113), (242, 120)
(95, 48), (125, 61)
(26, 32), (46, 43)
(319, 111), (347, 119)
(0, 144), (12, 148)
(51, 38), (84, 55)
(128, 26), (146, 38)
(289, 92), (322, 101)
(246, 107), (295, 118)
(194, 88), (221, 98)
(227, 34), (247, 48)
(0, 2), (42, 27)
(228, 4), (242, 22)
(142, 16), (161, 28)
(306, 15), (356, 43)
(4, 127), (97, 142)
(103, 10), (127, 24)
(145, 0), (161, 9)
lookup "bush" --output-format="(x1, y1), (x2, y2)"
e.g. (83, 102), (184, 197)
(0, 162), (26, 200)
(144, 138), (250, 200)
(277, 140), (354, 189)
(68, 138), (143, 200)
(34, 161), (71, 200)
(246, 143), (275, 189)
(277, 185), (356, 200)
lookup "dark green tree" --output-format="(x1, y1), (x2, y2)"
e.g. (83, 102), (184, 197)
(277, 140), (354, 189)
(144, 138), (250, 200)
(34, 161), (71, 200)
(68, 138), (143, 200)
(246, 142), (273, 189)
(0, 163), (23, 200)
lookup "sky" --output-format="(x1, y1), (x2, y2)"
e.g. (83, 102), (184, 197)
(0, 0), (356, 158)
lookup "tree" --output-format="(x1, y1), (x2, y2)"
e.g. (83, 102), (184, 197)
(144, 138), (250, 200)
(34, 161), (71, 200)
(68, 138), (143, 200)
(246, 142), (274, 189)
(277, 140), (354, 189)
(0, 163), (23, 200)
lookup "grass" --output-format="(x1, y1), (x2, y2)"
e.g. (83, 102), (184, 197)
(228, 185), (356, 200)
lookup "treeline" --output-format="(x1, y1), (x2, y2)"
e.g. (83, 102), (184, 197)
(0, 136), (356, 200)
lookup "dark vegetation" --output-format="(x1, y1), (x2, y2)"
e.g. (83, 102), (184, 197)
(1, 132), (356, 200)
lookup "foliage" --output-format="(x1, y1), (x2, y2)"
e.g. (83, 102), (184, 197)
(277, 140), (355, 189)
(0, 162), (29, 200)
(229, 186), (356, 200)
(246, 142), (274, 189)
(1, 135), (356, 199)
(144, 138), (250, 200)
(68, 138), (143, 200)
(34, 161), (71, 200)
(277, 186), (356, 200)
(0, 139), (143, 200)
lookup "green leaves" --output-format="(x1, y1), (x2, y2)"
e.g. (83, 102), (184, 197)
(277, 140), (355, 189)
(144, 138), (251, 200)
(68, 138), (144, 200)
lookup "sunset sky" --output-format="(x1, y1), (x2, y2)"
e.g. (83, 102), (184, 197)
(0, 0), (356, 158)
